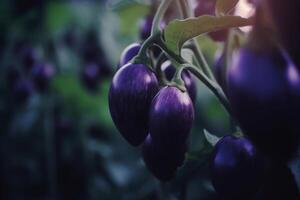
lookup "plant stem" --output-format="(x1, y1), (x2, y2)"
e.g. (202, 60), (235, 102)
(134, 34), (160, 68)
(151, 0), (173, 35)
(182, 64), (232, 115)
(177, 0), (216, 81)
(190, 42), (216, 81)
(178, 0), (190, 19)
(155, 52), (168, 86)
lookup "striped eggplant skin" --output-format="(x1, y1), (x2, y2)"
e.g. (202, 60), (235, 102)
(149, 86), (194, 148)
(142, 134), (187, 181)
(109, 63), (159, 146)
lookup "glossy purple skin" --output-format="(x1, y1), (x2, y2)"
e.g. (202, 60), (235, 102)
(119, 43), (141, 68)
(162, 62), (197, 103)
(13, 79), (34, 103)
(109, 63), (159, 146)
(142, 134), (186, 181)
(211, 135), (264, 199)
(266, 0), (300, 67)
(194, 0), (228, 42)
(227, 47), (299, 162)
(81, 63), (101, 91)
(32, 63), (55, 91)
(149, 86), (194, 147)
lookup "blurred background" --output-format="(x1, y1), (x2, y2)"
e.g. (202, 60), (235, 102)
(0, 0), (256, 199)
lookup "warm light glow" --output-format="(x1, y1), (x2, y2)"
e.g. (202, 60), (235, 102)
(235, 0), (255, 32)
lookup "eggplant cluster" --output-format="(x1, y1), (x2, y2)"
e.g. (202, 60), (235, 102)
(208, 3), (300, 199)
(109, 15), (196, 181)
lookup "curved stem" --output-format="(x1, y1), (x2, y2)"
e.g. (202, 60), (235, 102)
(151, 0), (173, 35)
(186, 42), (216, 81)
(155, 36), (232, 116)
(155, 37), (186, 64)
(155, 52), (168, 86)
(178, 0), (190, 19)
(133, 34), (160, 68)
(181, 64), (232, 115)
(177, 0), (216, 81)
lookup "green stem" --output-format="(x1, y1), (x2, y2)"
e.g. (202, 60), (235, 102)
(155, 52), (168, 86)
(133, 34), (160, 67)
(156, 36), (232, 115)
(155, 37), (186, 64)
(151, 0), (173, 35)
(134, 0), (172, 66)
(170, 66), (187, 91)
(178, 0), (190, 19)
(189, 42), (216, 81)
(177, 0), (216, 81)
(181, 64), (232, 115)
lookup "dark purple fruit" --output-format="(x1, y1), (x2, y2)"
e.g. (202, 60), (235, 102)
(265, 0), (300, 67)
(119, 43), (141, 68)
(81, 63), (101, 91)
(161, 61), (197, 103)
(149, 86), (194, 147)
(194, 0), (228, 42)
(32, 63), (55, 91)
(227, 46), (299, 162)
(211, 135), (264, 200)
(139, 15), (153, 41)
(142, 134), (186, 181)
(13, 79), (34, 103)
(139, 15), (165, 41)
(109, 63), (159, 146)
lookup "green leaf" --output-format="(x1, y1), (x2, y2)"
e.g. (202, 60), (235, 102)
(164, 15), (253, 55)
(215, 0), (239, 16)
(204, 129), (220, 147)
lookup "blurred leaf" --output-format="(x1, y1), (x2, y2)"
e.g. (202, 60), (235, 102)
(52, 75), (114, 129)
(118, 3), (150, 36)
(164, 15), (253, 54)
(46, 2), (72, 33)
(204, 129), (220, 147)
(215, 0), (239, 16)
